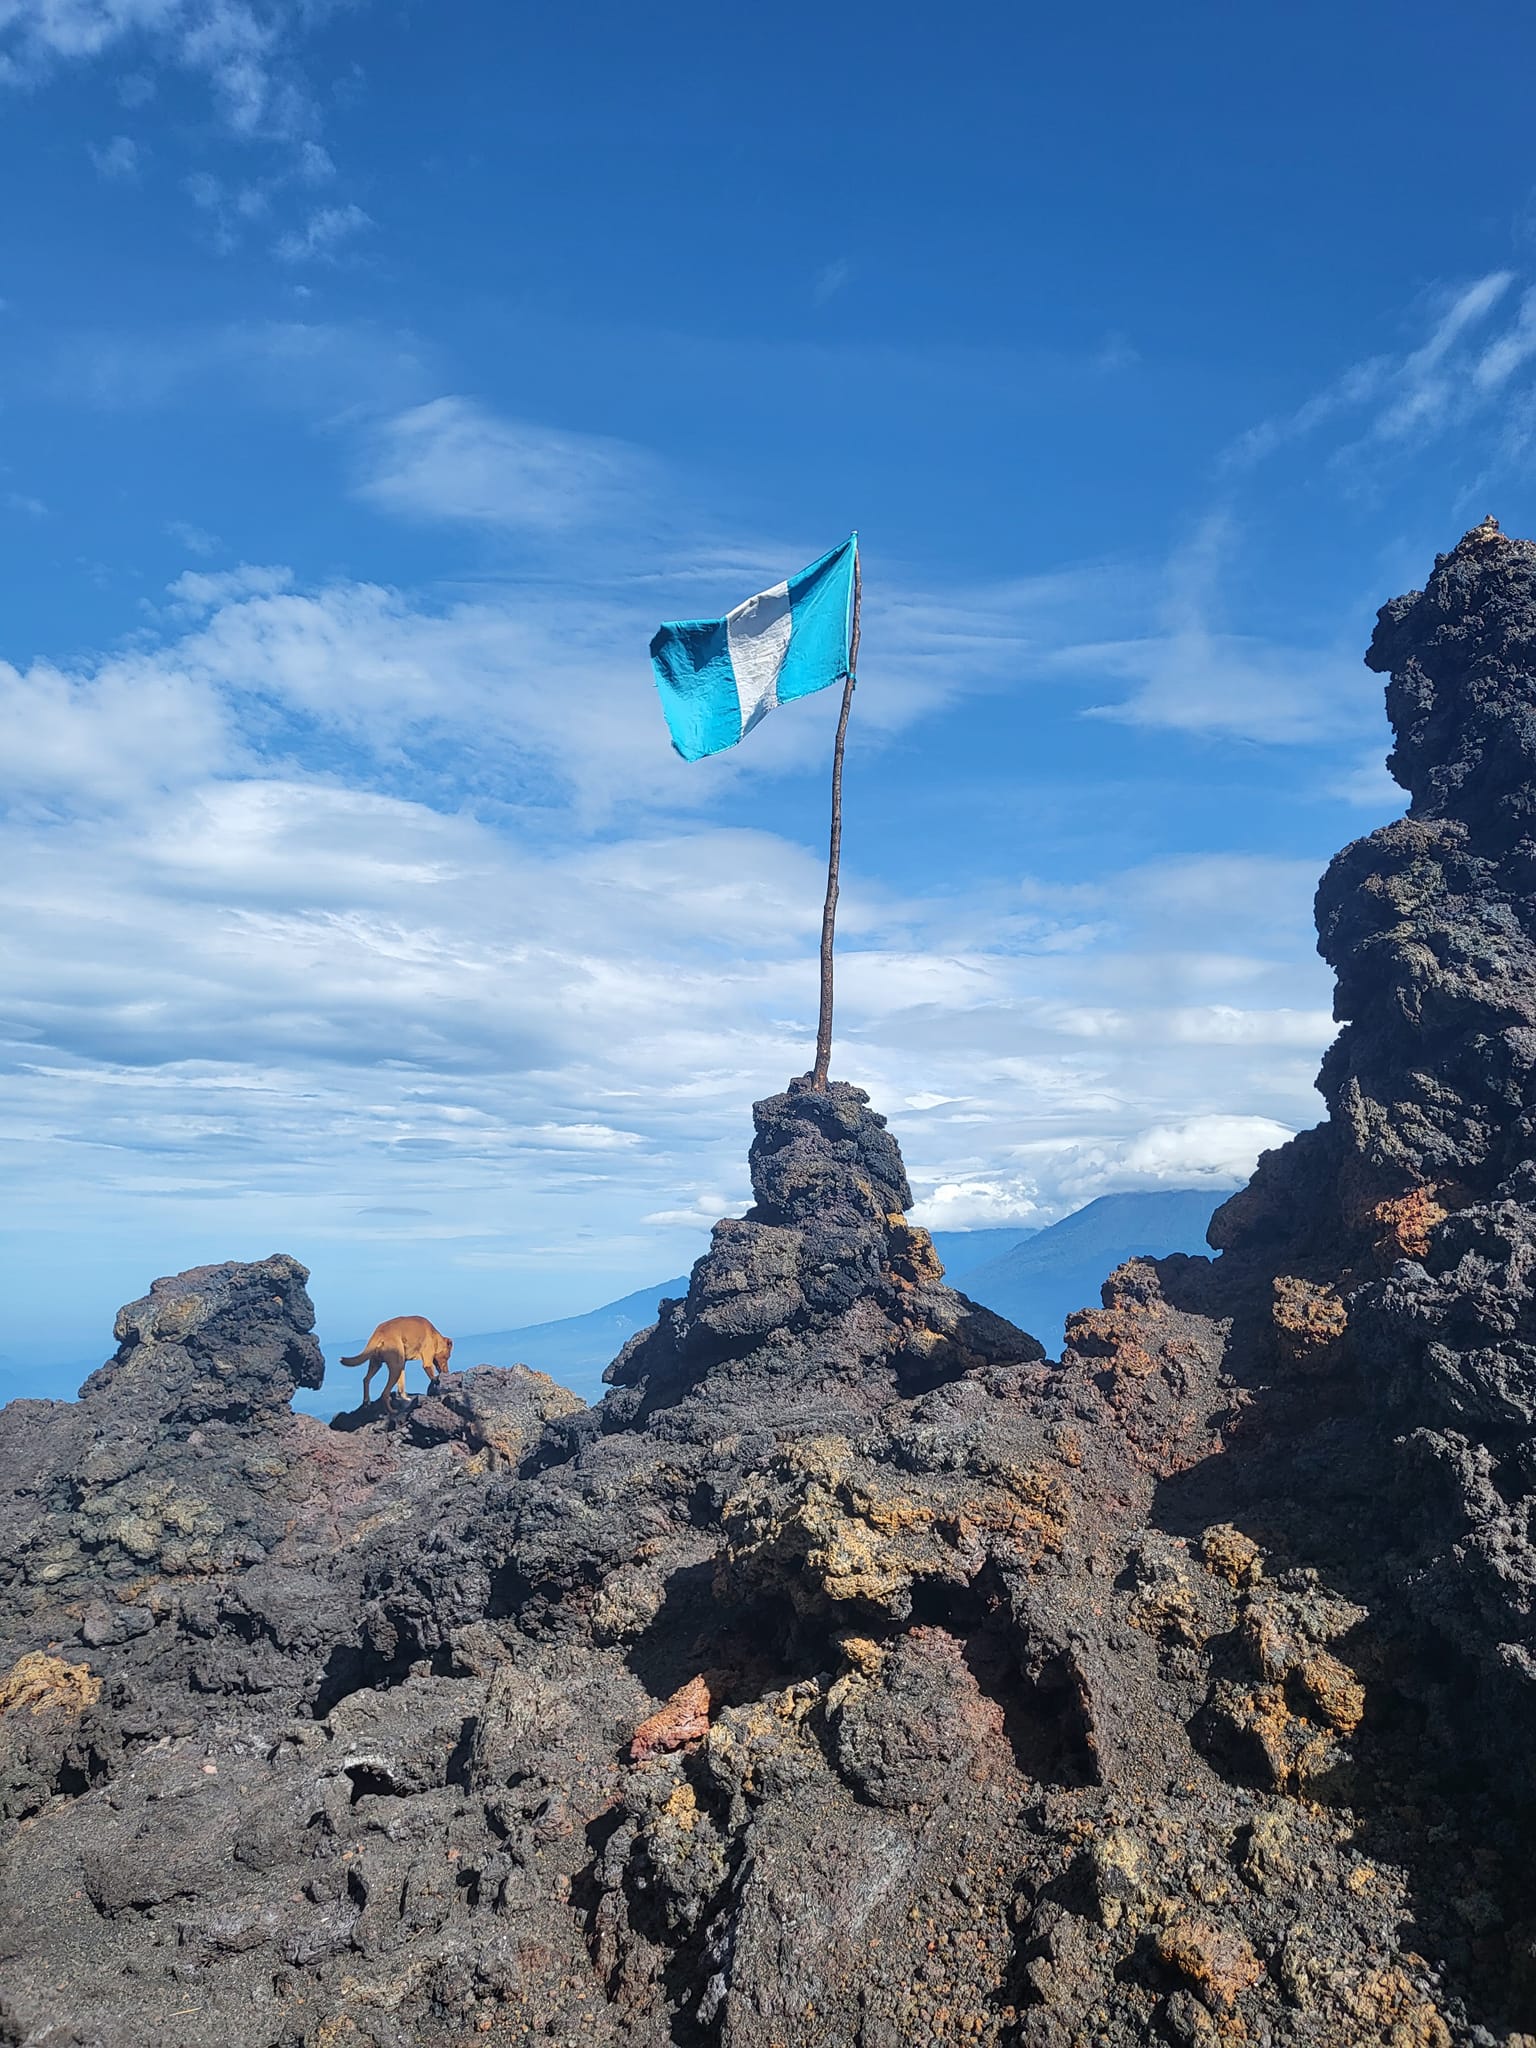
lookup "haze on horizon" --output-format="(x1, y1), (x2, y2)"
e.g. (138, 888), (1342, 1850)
(3, 0), (1535, 1371)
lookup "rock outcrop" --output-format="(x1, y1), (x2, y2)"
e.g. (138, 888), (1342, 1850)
(3, 525), (1536, 2045)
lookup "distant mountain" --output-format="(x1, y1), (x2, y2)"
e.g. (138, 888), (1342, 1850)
(453, 1278), (692, 1403)
(6, 1204), (1215, 1422)
(956, 1189), (1220, 1353)
(928, 1226), (1039, 1279)
(6, 1230), (1047, 1422)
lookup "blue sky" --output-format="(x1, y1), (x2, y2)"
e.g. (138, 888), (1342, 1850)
(4, 0), (1536, 1373)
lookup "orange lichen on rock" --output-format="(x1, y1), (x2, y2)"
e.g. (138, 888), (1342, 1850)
(1204, 1681), (1341, 1792)
(0, 1651), (102, 1718)
(719, 1433), (1072, 1622)
(1201, 1524), (1263, 1589)
(1065, 1304), (1158, 1377)
(1341, 1965), (1452, 2046)
(1373, 1185), (1450, 1261)
(1271, 1276), (1349, 1372)
(1154, 1918), (1263, 2011)
(1296, 1650), (1366, 1735)
(886, 1216), (945, 1287)
(629, 1673), (713, 1762)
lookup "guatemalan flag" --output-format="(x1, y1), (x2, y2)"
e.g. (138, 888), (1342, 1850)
(649, 535), (858, 761)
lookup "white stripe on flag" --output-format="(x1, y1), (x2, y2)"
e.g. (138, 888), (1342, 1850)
(725, 580), (792, 737)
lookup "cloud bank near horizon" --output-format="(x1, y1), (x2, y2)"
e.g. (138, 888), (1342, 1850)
(15, 278), (1515, 1351)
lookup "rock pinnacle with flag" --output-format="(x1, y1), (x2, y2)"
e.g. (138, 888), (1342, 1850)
(649, 534), (862, 1091)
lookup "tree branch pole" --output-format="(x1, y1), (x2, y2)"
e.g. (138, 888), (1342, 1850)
(810, 546), (860, 1092)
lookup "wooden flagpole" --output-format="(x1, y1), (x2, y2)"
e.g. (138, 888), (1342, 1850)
(809, 543), (860, 1092)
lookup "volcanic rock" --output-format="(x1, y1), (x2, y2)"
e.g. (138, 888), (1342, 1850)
(4, 527), (1536, 2043)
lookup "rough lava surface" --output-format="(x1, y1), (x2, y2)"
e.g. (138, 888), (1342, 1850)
(4, 525), (1536, 2045)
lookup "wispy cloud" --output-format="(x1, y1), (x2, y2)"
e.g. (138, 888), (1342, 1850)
(165, 517), (222, 556)
(88, 133), (141, 179)
(1091, 331), (1139, 374)
(0, 757), (1338, 1262)
(2, 0), (326, 140)
(1373, 271), (1513, 442)
(166, 560), (292, 608)
(813, 257), (850, 305)
(271, 201), (372, 264)
(1474, 284), (1536, 393)
(1221, 270), (1528, 475)
(1050, 515), (1378, 748)
(49, 315), (428, 416)
(0, 475), (1362, 1349)
(1072, 625), (1368, 745)
(357, 396), (656, 534)
(3, 1), (359, 245)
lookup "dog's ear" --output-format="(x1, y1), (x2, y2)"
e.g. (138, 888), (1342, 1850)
(445, 1336), (454, 1356)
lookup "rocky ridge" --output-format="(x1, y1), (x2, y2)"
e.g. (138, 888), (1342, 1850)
(2, 524), (1536, 2045)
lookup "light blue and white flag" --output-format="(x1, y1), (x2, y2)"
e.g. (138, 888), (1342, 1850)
(650, 534), (858, 761)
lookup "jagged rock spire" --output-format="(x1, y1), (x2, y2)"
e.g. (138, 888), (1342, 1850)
(604, 1077), (1041, 1416)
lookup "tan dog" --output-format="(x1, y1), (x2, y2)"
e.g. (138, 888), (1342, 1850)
(339, 1316), (453, 1410)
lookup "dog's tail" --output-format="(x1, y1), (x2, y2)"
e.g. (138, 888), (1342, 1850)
(339, 1350), (371, 1368)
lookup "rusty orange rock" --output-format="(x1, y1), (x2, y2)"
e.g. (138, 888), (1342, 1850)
(1155, 1918), (1263, 2011)
(886, 1217), (945, 1287)
(1065, 1304), (1158, 1377)
(0, 1651), (101, 1718)
(1201, 1523), (1263, 1589)
(1271, 1276), (1349, 1372)
(1372, 1184), (1450, 1261)
(1297, 1650), (1366, 1735)
(629, 1673), (713, 1762)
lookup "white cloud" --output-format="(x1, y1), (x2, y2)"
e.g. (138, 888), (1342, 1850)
(88, 132), (140, 178)
(0, 0), (185, 70)
(0, 650), (233, 803)
(1092, 331), (1139, 374)
(525, 1124), (644, 1152)
(1061, 514), (1382, 746)
(272, 201), (372, 264)
(357, 397), (654, 533)
(813, 257), (850, 305)
(907, 1113), (1294, 1226)
(1074, 625), (1369, 744)
(1325, 749), (1402, 811)
(3, 1), (362, 253)
(1222, 270), (1532, 475)
(0, 478), (1360, 1348)
(1373, 272), (1513, 441)
(643, 1192), (746, 1229)
(294, 138), (332, 182)
(0, 728), (1337, 1264)
(1116, 1113), (1294, 1183)
(4, 489), (47, 517)
(1, 0), (321, 142)
(166, 560), (292, 608)
(909, 1179), (1042, 1229)
(165, 517), (221, 556)
(1474, 285), (1536, 393)
(53, 316), (429, 417)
